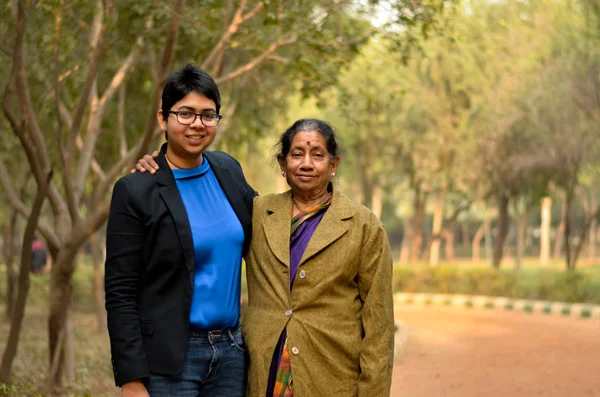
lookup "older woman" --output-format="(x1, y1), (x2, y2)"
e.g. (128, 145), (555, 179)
(244, 119), (394, 397)
(136, 119), (394, 397)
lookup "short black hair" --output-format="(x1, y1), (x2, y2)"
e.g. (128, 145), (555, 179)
(275, 119), (340, 164)
(161, 64), (221, 139)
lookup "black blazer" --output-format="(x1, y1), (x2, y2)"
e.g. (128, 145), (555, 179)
(105, 143), (257, 386)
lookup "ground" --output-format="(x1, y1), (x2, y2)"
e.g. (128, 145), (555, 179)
(391, 305), (600, 397)
(2, 304), (600, 396)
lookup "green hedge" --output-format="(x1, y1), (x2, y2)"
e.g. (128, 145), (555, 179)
(393, 265), (600, 304)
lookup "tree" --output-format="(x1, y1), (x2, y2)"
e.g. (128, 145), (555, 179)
(0, 0), (377, 387)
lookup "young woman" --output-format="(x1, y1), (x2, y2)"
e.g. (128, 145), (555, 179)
(105, 64), (256, 397)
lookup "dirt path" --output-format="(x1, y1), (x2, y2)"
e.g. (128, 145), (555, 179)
(391, 305), (600, 397)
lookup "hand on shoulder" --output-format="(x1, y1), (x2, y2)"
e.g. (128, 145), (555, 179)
(130, 151), (160, 174)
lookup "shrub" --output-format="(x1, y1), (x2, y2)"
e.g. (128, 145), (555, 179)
(393, 265), (600, 304)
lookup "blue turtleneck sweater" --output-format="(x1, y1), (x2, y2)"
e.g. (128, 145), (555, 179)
(172, 157), (244, 330)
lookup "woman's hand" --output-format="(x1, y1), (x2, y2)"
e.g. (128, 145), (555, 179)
(121, 380), (149, 397)
(130, 151), (160, 174)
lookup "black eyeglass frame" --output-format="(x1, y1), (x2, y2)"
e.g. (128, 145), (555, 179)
(167, 110), (223, 126)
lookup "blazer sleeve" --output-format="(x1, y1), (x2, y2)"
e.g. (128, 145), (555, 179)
(357, 213), (394, 397)
(104, 177), (150, 386)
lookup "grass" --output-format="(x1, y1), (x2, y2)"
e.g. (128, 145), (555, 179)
(0, 308), (117, 396)
(0, 264), (116, 396)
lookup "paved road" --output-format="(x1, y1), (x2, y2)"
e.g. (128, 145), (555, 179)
(391, 305), (600, 397)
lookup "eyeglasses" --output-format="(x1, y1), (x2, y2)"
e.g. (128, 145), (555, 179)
(167, 110), (223, 127)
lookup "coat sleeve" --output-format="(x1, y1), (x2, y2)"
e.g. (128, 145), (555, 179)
(104, 177), (149, 386)
(357, 213), (394, 397)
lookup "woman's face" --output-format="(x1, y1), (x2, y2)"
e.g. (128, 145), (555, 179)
(157, 91), (217, 163)
(280, 130), (339, 198)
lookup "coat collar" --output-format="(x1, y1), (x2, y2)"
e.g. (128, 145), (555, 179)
(262, 188), (354, 267)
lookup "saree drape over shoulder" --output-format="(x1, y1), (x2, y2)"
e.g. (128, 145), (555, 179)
(243, 189), (394, 397)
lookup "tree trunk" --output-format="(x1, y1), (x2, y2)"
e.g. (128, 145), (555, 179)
(410, 191), (427, 264)
(399, 223), (411, 264)
(515, 209), (529, 272)
(461, 223), (470, 249)
(484, 217), (493, 263)
(4, 215), (18, 321)
(590, 222), (597, 261)
(588, 192), (597, 261)
(357, 157), (373, 209)
(89, 232), (106, 332)
(0, 170), (50, 382)
(429, 193), (446, 266)
(371, 185), (383, 220)
(553, 192), (567, 260)
(540, 196), (552, 267)
(442, 228), (455, 261)
(420, 237), (432, 263)
(564, 187), (575, 269)
(569, 204), (600, 270)
(47, 247), (79, 386)
(492, 193), (509, 268)
(472, 222), (485, 261)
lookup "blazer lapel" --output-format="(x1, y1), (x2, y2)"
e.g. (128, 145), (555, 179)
(299, 191), (353, 266)
(262, 191), (293, 267)
(155, 146), (195, 289)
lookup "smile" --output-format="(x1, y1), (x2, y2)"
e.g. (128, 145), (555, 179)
(186, 135), (205, 141)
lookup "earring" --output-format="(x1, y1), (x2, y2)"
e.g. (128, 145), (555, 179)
(281, 171), (286, 177)
(331, 172), (336, 177)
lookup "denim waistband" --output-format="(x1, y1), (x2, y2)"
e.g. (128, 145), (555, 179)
(187, 323), (241, 341)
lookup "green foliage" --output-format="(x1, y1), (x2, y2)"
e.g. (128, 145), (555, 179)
(393, 265), (600, 304)
(535, 271), (594, 303)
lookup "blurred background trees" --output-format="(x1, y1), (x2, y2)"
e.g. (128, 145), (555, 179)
(0, 0), (599, 393)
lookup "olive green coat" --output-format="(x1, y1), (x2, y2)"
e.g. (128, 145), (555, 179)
(243, 189), (394, 397)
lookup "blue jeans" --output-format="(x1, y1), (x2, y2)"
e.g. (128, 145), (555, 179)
(146, 325), (247, 397)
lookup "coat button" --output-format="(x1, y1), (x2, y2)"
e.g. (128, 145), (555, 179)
(285, 309), (292, 317)
(291, 346), (299, 355)
(298, 270), (306, 279)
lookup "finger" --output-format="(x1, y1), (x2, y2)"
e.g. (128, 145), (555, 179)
(139, 159), (156, 174)
(135, 163), (149, 173)
(143, 155), (159, 170)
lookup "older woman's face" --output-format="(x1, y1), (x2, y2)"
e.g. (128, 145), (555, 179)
(281, 130), (339, 198)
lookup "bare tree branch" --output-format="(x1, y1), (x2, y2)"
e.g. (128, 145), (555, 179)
(74, 36), (142, 202)
(66, 0), (105, 155)
(30, 62), (106, 180)
(92, 0), (185, 207)
(201, 0), (265, 72)
(267, 54), (290, 64)
(118, 83), (127, 157)
(159, 0), (185, 81)
(0, 159), (60, 252)
(10, 1), (67, 219)
(0, 167), (52, 383)
(215, 33), (297, 85)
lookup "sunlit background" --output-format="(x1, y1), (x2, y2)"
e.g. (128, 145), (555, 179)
(1, 0), (599, 395)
